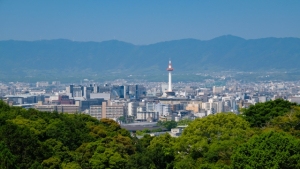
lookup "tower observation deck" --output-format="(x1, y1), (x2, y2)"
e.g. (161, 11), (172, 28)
(165, 60), (175, 97)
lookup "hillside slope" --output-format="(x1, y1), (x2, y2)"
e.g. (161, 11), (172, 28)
(1, 35), (300, 77)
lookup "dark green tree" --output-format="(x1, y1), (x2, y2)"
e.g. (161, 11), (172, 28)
(162, 121), (178, 131)
(231, 131), (300, 169)
(118, 116), (126, 123)
(127, 133), (176, 169)
(241, 99), (297, 127)
(0, 141), (18, 169)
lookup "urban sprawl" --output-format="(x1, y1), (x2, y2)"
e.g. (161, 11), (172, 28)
(1, 61), (300, 137)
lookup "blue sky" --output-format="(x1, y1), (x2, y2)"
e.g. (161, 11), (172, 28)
(0, 0), (300, 44)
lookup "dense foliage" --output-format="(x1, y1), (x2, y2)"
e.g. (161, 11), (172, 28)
(136, 128), (163, 136)
(231, 131), (300, 168)
(156, 118), (192, 131)
(0, 100), (133, 169)
(1, 99), (300, 168)
(174, 113), (253, 168)
(177, 119), (192, 126)
(241, 99), (298, 127)
(157, 120), (177, 130)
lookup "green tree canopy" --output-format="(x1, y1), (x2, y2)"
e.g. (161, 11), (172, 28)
(127, 133), (176, 169)
(231, 131), (300, 169)
(174, 113), (252, 168)
(266, 106), (300, 138)
(0, 100), (135, 169)
(241, 99), (298, 127)
(0, 141), (18, 169)
(118, 116), (126, 123)
(177, 119), (192, 126)
(157, 120), (177, 131)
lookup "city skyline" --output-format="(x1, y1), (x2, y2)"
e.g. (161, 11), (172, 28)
(1, 1), (300, 168)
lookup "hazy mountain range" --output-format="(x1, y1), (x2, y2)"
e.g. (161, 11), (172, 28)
(1, 35), (300, 78)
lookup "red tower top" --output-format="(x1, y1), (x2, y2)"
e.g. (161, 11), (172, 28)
(166, 60), (174, 71)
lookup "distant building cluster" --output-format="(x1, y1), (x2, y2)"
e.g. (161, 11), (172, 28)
(1, 79), (300, 124)
(1, 62), (300, 125)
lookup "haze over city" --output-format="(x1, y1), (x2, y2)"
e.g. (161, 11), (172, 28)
(1, 1), (300, 169)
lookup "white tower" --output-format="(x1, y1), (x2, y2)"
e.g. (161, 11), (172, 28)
(166, 60), (175, 97)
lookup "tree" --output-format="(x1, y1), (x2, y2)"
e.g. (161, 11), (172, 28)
(42, 157), (61, 169)
(133, 134), (154, 153)
(164, 121), (178, 131)
(135, 131), (144, 136)
(156, 121), (163, 127)
(118, 116), (126, 123)
(0, 141), (18, 169)
(127, 133), (176, 169)
(0, 100), (10, 112)
(147, 133), (176, 169)
(0, 101), (135, 168)
(0, 121), (43, 168)
(174, 113), (252, 167)
(62, 162), (82, 169)
(269, 106), (300, 138)
(29, 162), (43, 169)
(231, 131), (300, 168)
(89, 145), (127, 169)
(142, 128), (151, 133)
(241, 99), (297, 127)
(151, 128), (162, 132)
(177, 119), (192, 126)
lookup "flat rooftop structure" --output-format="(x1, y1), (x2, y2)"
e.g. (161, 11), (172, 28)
(155, 98), (190, 101)
(121, 122), (157, 126)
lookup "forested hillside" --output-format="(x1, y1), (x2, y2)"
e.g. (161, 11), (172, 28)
(1, 99), (300, 168)
(1, 35), (300, 78)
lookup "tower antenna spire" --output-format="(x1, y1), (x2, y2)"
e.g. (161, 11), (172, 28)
(166, 59), (175, 97)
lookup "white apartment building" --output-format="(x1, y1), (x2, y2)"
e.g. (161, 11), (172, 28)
(128, 102), (139, 117)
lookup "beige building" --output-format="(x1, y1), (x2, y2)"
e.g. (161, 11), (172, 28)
(34, 104), (80, 114)
(90, 102), (124, 120)
(213, 86), (224, 94)
(185, 103), (200, 113)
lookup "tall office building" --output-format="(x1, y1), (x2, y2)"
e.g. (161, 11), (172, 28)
(128, 102), (139, 117)
(83, 85), (94, 99)
(217, 101), (224, 113)
(73, 86), (83, 97)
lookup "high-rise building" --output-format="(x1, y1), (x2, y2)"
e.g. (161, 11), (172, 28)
(73, 86), (83, 97)
(217, 101), (224, 113)
(128, 102), (139, 117)
(83, 85), (94, 99)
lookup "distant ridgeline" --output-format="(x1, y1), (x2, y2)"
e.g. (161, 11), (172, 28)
(1, 35), (300, 81)
(1, 99), (300, 168)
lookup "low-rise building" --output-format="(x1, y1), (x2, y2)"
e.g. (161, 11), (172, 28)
(90, 102), (125, 120)
(136, 111), (159, 122)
